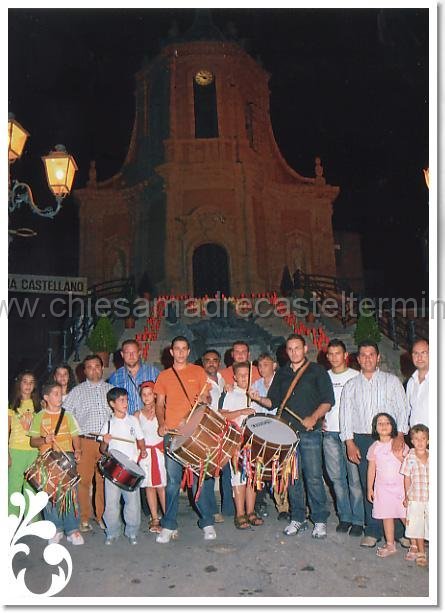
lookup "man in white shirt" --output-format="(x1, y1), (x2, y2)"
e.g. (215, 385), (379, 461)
(250, 353), (277, 415)
(406, 339), (429, 427)
(250, 353), (278, 518)
(202, 349), (233, 520)
(339, 340), (408, 548)
(323, 340), (363, 536)
(202, 349), (225, 411)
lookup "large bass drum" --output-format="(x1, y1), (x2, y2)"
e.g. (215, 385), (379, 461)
(168, 406), (241, 478)
(241, 415), (299, 481)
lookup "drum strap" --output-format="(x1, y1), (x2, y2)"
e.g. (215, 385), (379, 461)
(171, 367), (194, 410)
(277, 360), (311, 418)
(54, 408), (66, 437)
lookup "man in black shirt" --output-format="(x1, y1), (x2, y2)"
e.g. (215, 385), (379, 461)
(250, 334), (335, 538)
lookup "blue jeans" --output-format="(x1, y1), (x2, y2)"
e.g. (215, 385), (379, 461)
(161, 436), (215, 531)
(43, 491), (79, 536)
(323, 431), (364, 526)
(103, 479), (141, 539)
(209, 463), (235, 516)
(355, 434), (383, 538)
(220, 462), (235, 516)
(288, 429), (329, 524)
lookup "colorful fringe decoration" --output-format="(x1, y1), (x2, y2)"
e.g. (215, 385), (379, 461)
(195, 454), (210, 502)
(240, 444), (251, 483)
(255, 458), (264, 491)
(214, 421), (230, 478)
(271, 456), (280, 491)
(180, 466), (194, 491)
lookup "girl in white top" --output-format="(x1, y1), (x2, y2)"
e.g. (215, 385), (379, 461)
(134, 381), (166, 533)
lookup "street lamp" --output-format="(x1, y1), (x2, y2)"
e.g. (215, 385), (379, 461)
(8, 113), (78, 238)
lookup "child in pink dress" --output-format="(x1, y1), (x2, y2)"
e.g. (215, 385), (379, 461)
(367, 412), (409, 558)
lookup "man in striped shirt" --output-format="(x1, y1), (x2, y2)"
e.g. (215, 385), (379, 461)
(108, 339), (160, 415)
(63, 354), (113, 532)
(339, 340), (408, 548)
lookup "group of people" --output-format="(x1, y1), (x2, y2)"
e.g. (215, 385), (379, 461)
(8, 333), (429, 568)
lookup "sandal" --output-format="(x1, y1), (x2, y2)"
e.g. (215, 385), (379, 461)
(376, 543), (397, 558)
(149, 517), (162, 533)
(247, 512), (264, 526)
(405, 545), (419, 561)
(234, 514), (250, 530)
(416, 554), (428, 567)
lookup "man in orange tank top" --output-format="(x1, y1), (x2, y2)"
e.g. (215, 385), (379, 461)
(154, 336), (217, 544)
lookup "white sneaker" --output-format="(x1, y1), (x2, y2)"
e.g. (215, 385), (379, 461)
(283, 520), (308, 536)
(67, 531), (85, 546)
(203, 525), (217, 540)
(48, 531), (64, 544)
(156, 528), (178, 544)
(312, 522), (327, 539)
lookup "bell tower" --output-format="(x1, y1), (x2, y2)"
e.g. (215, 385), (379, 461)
(76, 11), (339, 295)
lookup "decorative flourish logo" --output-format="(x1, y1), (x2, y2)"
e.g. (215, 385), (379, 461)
(9, 490), (73, 597)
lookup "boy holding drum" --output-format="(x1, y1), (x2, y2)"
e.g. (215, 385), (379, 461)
(28, 382), (83, 545)
(99, 387), (147, 545)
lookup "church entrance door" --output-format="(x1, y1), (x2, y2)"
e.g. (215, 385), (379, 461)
(192, 243), (230, 297)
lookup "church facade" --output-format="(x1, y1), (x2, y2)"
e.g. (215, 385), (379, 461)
(75, 18), (340, 296)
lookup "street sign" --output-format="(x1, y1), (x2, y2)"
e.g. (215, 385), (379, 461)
(8, 274), (88, 295)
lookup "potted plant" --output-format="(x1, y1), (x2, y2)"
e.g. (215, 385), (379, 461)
(354, 306), (381, 345)
(86, 315), (118, 367)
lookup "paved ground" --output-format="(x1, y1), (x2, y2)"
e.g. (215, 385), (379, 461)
(12, 492), (429, 600)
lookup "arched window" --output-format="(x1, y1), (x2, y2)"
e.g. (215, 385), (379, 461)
(193, 71), (218, 138)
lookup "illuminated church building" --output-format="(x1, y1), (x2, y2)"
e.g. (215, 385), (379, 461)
(76, 14), (342, 296)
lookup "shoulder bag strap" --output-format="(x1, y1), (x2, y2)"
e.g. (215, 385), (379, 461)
(126, 368), (140, 393)
(277, 360), (311, 418)
(171, 366), (194, 410)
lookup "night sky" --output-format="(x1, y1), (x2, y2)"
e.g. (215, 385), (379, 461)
(8, 7), (429, 298)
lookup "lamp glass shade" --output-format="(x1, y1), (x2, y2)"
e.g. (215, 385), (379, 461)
(42, 147), (78, 197)
(8, 117), (29, 162)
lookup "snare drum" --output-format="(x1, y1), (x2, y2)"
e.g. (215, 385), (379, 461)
(98, 449), (145, 491)
(241, 415), (299, 481)
(168, 405), (242, 478)
(26, 449), (80, 503)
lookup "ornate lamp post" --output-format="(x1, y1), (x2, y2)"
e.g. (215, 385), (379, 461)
(8, 113), (78, 240)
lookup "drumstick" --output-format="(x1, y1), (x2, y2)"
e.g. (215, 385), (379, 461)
(246, 361), (252, 408)
(41, 424), (72, 462)
(185, 383), (208, 424)
(283, 407), (306, 425)
(88, 432), (135, 444)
